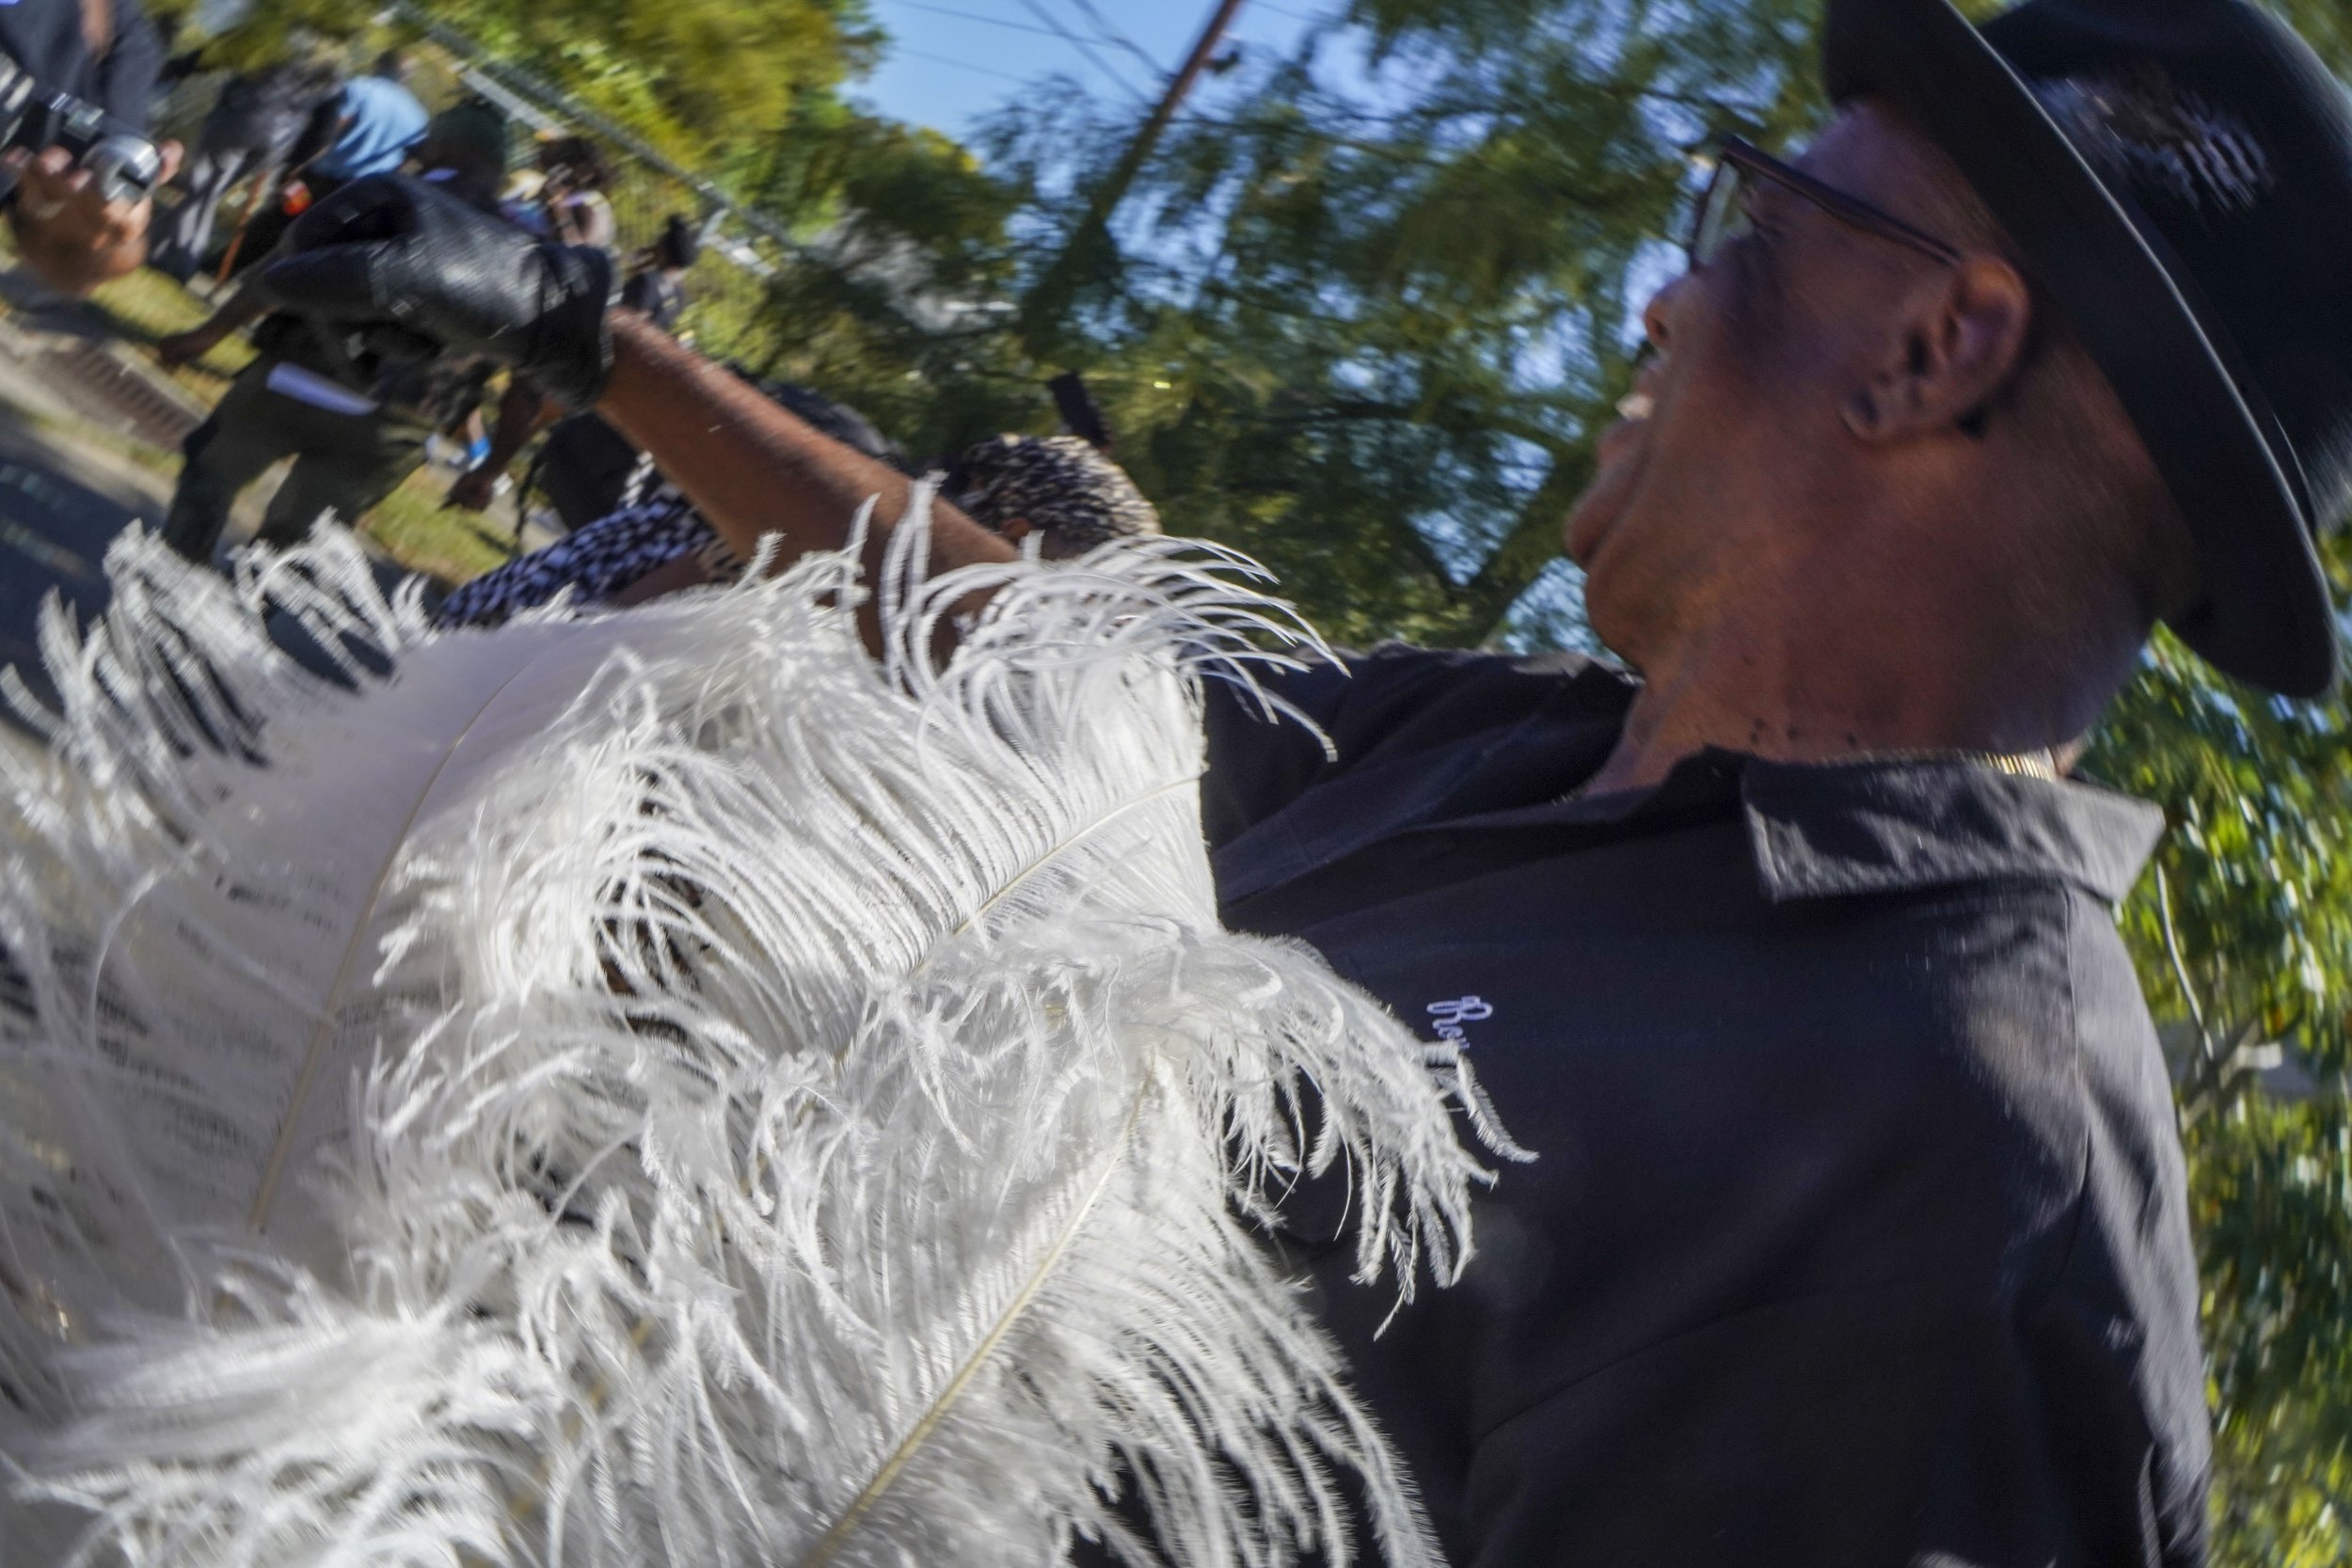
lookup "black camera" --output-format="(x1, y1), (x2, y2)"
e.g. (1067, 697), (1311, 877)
(0, 55), (162, 207)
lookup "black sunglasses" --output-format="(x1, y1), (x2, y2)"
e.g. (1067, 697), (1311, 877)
(1688, 136), (1964, 270)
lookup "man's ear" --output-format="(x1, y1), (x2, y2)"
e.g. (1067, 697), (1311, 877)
(1841, 257), (2033, 443)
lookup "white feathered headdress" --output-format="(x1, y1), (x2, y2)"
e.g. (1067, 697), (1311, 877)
(0, 507), (1515, 1567)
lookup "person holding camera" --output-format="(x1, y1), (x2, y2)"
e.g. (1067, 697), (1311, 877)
(151, 101), (509, 565)
(0, 0), (181, 295)
(446, 211), (699, 531)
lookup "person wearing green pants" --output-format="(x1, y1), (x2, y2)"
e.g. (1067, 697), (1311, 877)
(160, 350), (437, 562)
(153, 99), (512, 566)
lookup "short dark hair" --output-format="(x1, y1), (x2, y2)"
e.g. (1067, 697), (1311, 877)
(373, 49), (411, 83)
(542, 136), (612, 191)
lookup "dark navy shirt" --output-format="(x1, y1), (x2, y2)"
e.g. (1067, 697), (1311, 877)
(1201, 645), (2209, 1568)
(0, 0), (162, 135)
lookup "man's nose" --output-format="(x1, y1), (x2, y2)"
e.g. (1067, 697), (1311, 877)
(1640, 272), (1689, 356)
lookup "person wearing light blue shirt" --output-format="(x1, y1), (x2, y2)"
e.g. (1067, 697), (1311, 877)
(307, 50), (426, 184)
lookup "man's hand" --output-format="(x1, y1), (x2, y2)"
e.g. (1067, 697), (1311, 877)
(155, 323), (226, 370)
(5, 141), (183, 296)
(258, 174), (616, 409)
(446, 466), (499, 513)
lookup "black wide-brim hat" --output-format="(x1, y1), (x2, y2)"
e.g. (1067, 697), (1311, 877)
(1825, 0), (2352, 697)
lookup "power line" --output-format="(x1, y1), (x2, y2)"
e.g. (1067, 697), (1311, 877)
(1048, 0), (1171, 76)
(889, 45), (1038, 86)
(1009, 0), (1154, 102)
(1020, 0), (1249, 351)
(881, 0), (1068, 40)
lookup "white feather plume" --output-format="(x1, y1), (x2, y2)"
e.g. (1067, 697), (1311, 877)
(0, 503), (1515, 1567)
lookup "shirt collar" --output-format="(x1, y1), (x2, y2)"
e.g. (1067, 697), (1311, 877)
(1214, 688), (2167, 914)
(1739, 754), (2165, 905)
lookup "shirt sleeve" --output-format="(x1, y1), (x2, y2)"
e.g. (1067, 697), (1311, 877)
(1200, 644), (1603, 850)
(96, 0), (163, 134)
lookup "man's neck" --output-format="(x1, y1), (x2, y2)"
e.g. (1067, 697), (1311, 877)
(1581, 573), (2104, 798)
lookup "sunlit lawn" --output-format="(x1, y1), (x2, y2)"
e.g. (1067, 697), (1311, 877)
(85, 264), (255, 402)
(0, 237), (522, 589)
(359, 468), (522, 587)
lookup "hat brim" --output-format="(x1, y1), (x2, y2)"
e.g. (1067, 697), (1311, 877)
(1825, 0), (2336, 696)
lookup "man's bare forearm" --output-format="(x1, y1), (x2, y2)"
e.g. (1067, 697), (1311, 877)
(482, 376), (550, 473)
(596, 312), (1016, 591)
(201, 283), (274, 337)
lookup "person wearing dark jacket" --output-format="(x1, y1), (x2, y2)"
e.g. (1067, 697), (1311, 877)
(255, 0), (2352, 1560)
(149, 56), (337, 282)
(151, 101), (513, 566)
(0, 0), (181, 293)
(446, 211), (702, 531)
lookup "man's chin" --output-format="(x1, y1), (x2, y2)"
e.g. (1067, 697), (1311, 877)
(1564, 491), (1624, 570)
(1564, 445), (1648, 567)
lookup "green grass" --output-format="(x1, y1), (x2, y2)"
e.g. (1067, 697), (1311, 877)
(0, 221), (255, 404)
(0, 222), (526, 590)
(3, 376), (514, 587)
(357, 467), (524, 588)
(84, 266), (255, 402)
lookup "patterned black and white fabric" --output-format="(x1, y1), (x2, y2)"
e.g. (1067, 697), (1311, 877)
(435, 484), (727, 629)
(437, 435), (1162, 631)
(947, 436), (1161, 558)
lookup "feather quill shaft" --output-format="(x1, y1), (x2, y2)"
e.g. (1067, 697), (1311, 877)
(796, 1073), (1154, 1568)
(946, 773), (1201, 943)
(246, 657), (542, 1231)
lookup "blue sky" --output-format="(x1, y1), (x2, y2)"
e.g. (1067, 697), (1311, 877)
(855, 0), (1342, 139)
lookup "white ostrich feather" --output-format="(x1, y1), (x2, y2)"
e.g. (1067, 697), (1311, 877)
(0, 504), (1516, 1568)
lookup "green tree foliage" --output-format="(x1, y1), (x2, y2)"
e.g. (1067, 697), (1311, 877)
(198, 0), (882, 171)
(2086, 606), (2352, 1552)
(762, 0), (1826, 644)
(414, 0), (882, 168)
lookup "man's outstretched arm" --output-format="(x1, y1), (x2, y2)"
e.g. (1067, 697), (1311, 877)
(155, 279), (273, 368)
(596, 313), (1015, 594)
(257, 176), (1017, 645)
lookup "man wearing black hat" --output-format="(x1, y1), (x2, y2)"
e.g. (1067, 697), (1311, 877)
(248, 0), (2352, 1561)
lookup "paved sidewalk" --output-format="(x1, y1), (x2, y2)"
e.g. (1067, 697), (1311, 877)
(0, 269), (487, 732)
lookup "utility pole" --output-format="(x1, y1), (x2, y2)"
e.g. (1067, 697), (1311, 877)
(1019, 0), (1248, 357)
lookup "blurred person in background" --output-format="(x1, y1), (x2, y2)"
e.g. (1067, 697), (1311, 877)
(149, 52), (339, 282)
(623, 212), (696, 328)
(294, 48), (423, 192)
(0, 0), (183, 294)
(448, 210), (701, 531)
(151, 99), (511, 566)
(216, 47), (419, 274)
(509, 133), (613, 251)
(435, 378), (920, 627)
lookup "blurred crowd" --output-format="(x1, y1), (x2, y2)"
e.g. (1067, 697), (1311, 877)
(48, 25), (1160, 622)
